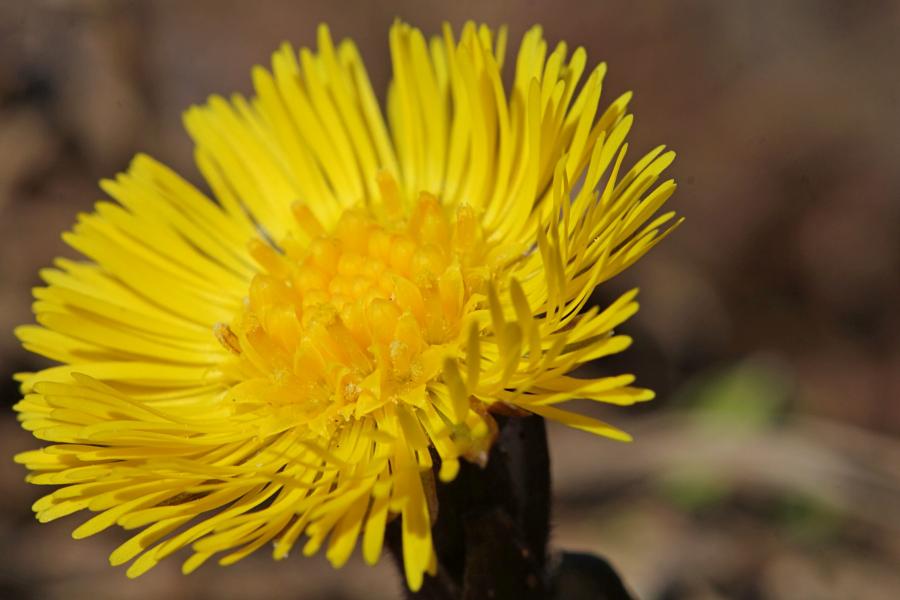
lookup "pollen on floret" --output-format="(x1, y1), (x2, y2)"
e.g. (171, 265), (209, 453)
(216, 172), (493, 428)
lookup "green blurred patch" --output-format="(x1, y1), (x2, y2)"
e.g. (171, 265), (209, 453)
(658, 357), (794, 510)
(678, 356), (793, 430)
(658, 468), (732, 511)
(772, 491), (842, 543)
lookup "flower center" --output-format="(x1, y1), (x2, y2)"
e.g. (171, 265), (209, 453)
(216, 177), (491, 430)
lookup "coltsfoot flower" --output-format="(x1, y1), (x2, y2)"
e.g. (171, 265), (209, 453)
(14, 21), (679, 591)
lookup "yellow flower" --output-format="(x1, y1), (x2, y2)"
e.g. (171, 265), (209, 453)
(13, 21), (679, 591)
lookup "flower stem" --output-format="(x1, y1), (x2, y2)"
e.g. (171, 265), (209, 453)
(387, 415), (551, 600)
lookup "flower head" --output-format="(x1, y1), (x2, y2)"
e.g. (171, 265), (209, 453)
(14, 21), (679, 591)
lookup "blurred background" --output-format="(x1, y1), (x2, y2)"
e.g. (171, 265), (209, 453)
(1, 0), (899, 598)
